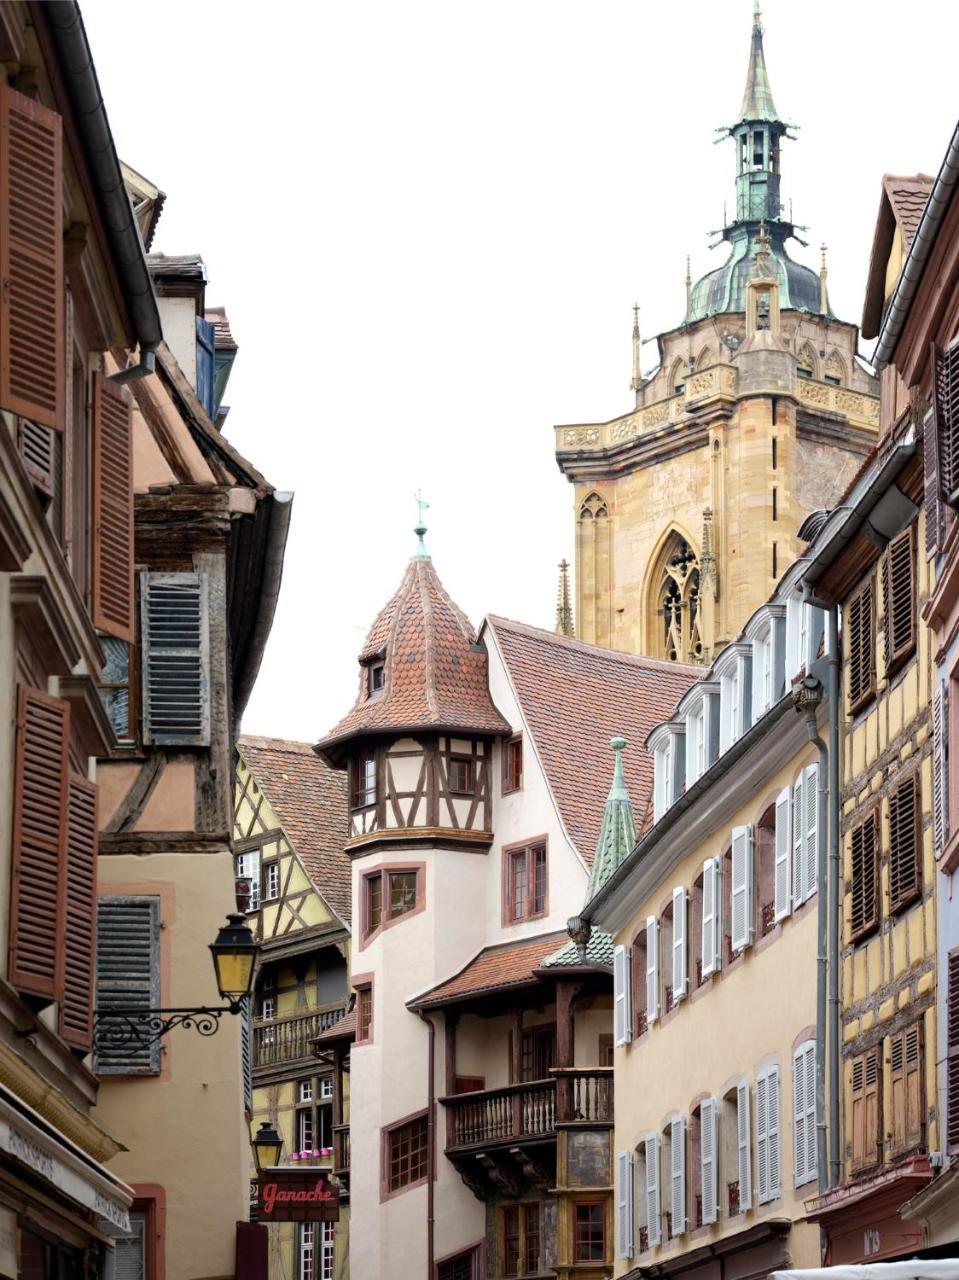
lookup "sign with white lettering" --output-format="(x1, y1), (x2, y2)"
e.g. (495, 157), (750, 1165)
(256, 1171), (339, 1223)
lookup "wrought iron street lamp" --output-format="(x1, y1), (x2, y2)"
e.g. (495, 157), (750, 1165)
(251, 1121), (283, 1173)
(92, 912), (258, 1053)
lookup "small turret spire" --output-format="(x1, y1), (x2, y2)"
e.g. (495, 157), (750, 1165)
(685, 256), (692, 317)
(819, 242), (829, 314)
(555, 559), (574, 637)
(740, 0), (778, 122)
(630, 304), (642, 392)
(413, 490), (430, 560)
(584, 736), (637, 901)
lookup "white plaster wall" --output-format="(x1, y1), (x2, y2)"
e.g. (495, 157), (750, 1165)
(156, 296), (197, 390)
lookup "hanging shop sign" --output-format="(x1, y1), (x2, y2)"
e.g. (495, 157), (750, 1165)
(256, 1170), (339, 1223)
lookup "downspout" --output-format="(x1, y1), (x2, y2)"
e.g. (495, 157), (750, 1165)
(416, 1009), (436, 1280)
(825, 606), (841, 1188)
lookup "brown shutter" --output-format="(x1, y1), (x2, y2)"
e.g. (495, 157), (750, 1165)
(17, 418), (55, 496)
(851, 1048), (881, 1170)
(0, 85), (64, 427)
(881, 526), (917, 668)
(933, 341), (959, 510)
(91, 372), (134, 641)
(890, 1021), (924, 1152)
(847, 583), (875, 712)
(849, 812), (879, 940)
(9, 686), (69, 999)
(58, 778), (98, 1049)
(948, 950), (959, 1151)
(889, 775), (920, 911)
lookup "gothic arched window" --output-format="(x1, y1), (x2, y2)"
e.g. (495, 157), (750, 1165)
(657, 534), (702, 663)
(579, 492), (608, 521)
(824, 350), (845, 386)
(797, 343), (817, 381)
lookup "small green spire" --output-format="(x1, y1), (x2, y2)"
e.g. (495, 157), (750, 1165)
(740, 0), (778, 123)
(413, 490), (430, 560)
(585, 736), (637, 901)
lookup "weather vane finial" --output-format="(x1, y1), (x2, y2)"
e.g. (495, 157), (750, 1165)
(414, 490), (430, 559)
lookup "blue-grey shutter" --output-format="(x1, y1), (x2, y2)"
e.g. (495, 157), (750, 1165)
(95, 897), (161, 1075)
(105, 1212), (146, 1280)
(196, 315), (216, 419)
(141, 572), (211, 746)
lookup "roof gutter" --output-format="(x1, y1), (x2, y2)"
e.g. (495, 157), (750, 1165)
(873, 119), (959, 370)
(41, 3), (163, 368)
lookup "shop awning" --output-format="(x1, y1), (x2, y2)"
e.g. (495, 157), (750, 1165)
(771, 1262), (959, 1280)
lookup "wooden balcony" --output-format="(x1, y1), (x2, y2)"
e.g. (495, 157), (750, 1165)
(252, 1005), (347, 1073)
(333, 1124), (350, 1180)
(441, 1068), (613, 1154)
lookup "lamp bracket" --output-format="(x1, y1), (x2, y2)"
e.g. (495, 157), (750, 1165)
(93, 1004), (242, 1052)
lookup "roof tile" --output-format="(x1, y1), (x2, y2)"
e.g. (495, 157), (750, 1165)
(411, 933), (567, 1008)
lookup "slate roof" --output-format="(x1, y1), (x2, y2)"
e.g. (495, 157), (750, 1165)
(410, 933), (567, 1009)
(486, 618), (699, 863)
(237, 736), (351, 924)
(542, 929), (614, 970)
(317, 557), (510, 757)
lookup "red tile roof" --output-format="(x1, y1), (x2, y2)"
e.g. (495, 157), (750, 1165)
(313, 1006), (355, 1045)
(410, 933), (567, 1009)
(863, 173), (934, 338)
(317, 557), (510, 757)
(882, 174), (934, 252)
(237, 736), (351, 924)
(486, 618), (699, 862)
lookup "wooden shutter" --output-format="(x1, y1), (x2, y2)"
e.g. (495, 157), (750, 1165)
(95, 897), (161, 1075)
(803, 764), (819, 903)
(934, 681), (950, 857)
(792, 774), (806, 906)
(881, 525), (917, 669)
(774, 786), (792, 920)
(889, 775), (920, 910)
(141, 572), (211, 745)
(58, 778), (98, 1049)
(793, 1042), (816, 1186)
(0, 85), (64, 428)
(669, 1116), (685, 1236)
(731, 824), (753, 951)
(9, 686), (69, 999)
(701, 858), (719, 977)
(948, 950), (959, 1152)
(17, 417), (56, 496)
(851, 1047), (881, 1170)
(700, 1097), (718, 1225)
(847, 582), (875, 712)
(196, 315), (216, 418)
(616, 1151), (634, 1259)
(92, 373), (134, 641)
(850, 812), (879, 939)
(613, 944), (632, 1047)
(737, 1080), (752, 1210)
(646, 916), (659, 1025)
(933, 340), (959, 510)
(672, 886), (688, 1002)
(890, 1021), (923, 1152)
(644, 1135), (661, 1247)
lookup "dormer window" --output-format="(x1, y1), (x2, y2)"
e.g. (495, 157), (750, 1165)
(651, 723), (686, 822)
(682, 682), (719, 788)
(368, 661), (385, 696)
(715, 645), (752, 753)
(747, 606), (785, 719)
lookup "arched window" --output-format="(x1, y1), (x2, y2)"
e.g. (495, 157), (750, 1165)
(696, 346), (713, 370)
(797, 343), (817, 381)
(824, 350), (845, 386)
(669, 359), (686, 396)
(579, 492), (608, 521)
(655, 534), (703, 663)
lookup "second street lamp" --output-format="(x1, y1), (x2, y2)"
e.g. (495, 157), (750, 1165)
(209, 913), (258, 1010)
(252, 1121), (283, 1174)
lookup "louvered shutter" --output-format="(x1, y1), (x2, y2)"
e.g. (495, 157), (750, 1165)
(881, 526), (917, 667)
(241, 996), (253, 1112)
(59, 778), (98, 1049)
(933, 341), (959, 515)
(934, 682), (950, 856)
(736, 1080), (752, 1210)
(672, 886), (688, 1002)
(700, 1097), (718, 1225)
(756, 1073), (769, 1203)
(17, 418), (56, 496)
(141, 572), (211, 745)
(92, 373), (134, 641)
(850, 813), (879, 938)
(614, 944), (632, 1046)
(0, 85), (64, 428)
(793, 1043), (816, 1186)
(645, 1135), (661, 1246)
(889, 775), (920, 908)
(111, 1212), (146, 1280)
(792, 774), (806, 905)
(9, 687), (69, 999)
(731, 825), (753, 952)
(774, 786), (792, 921)
(804, 1044), (817, 1182)
(95, 897), (161, 1075)
(766, 1066), (781, 1199)
(646, 916), (660, 1025)
(803, 764), (819, 902)
(670, 1116), (685, 1236)
(701, 858), (718, 977)
(196, 315), (216, 418)
(847, 585), (875, 710)
(948, 951), (959, 1151)
(616, 1151), (634, 1259)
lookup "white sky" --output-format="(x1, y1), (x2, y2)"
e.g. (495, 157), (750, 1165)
(82, 0), (959, 742)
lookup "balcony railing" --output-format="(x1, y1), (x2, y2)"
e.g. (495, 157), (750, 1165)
(442, 1069), (613, 1151)
(333, 1124), (350, 1177)
(553, 1067), (613, 1125)
(252, 1005), (346, 1069)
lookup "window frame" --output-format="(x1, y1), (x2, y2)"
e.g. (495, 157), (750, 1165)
(351, 748), (378, 811)
(448, 754), (475, 797)
(360, 863), (425, 944)
(572, 1198), (607, 1263)
(355, 976), (374, 1045)
(502, 838), (549, 924)
(367, 660), (385, 696)
(264, 860), (280, 902)
(436, 1243), (484, 1280)
(381, 1109), (430, 1200)
(502, 735), (523, 795)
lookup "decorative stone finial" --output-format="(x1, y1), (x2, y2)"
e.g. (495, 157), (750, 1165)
(685, 256), (692, 317)
(414, 490), (430, 559)
(555, 560), (574, 637)
(630, 304), (642, 392)
(819, 243), (829, 315)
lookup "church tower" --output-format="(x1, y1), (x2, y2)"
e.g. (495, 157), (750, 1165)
(556, 3), (880, 663)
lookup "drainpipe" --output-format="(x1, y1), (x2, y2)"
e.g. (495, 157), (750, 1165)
(792, 668), (828, 1194)
(416, 1009), (436, 1280)
(825, 605), (841, 1188)
(110, 348), (157, 385)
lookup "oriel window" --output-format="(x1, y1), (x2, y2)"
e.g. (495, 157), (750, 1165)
(363, 867), (421, 938)
(448, 756), (474, 796)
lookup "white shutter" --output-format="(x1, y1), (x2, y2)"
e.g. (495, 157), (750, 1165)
(111, 1213), (146, 1280)
(654, 748), (667, 822)
(670, 1116), (686, 1235)
(701, 858), (717, 977)
(737, 1080), (752, 1210)
(646, 916), (660, 1025)
(614, 944), (632, 1046)
(934, 681), (949, 855)
(645, 1134), (661, 1246)
(140, 571), (211, 746)
(672, 887), (688, 1001)
(767, 1066), (781, 1198)
(664, 743), (674, 811)
(803, 764), (819, 901)
(731, 825), (753, 951)
(785, 596), (801, 679)
(793, 1042), (817, 1187)
(700, 1097), (718, 1225)
(720, 674), (734, 752)
(685, 713), (698, 786)
(755, 1073), (769, 1203)
(792, 774), (805, 905)
(617, 1150), (634, 1258)
(774, 787), (792, 921)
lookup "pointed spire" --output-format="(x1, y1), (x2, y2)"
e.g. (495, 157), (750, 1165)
(630, 304), (642, 392)
(819, 243), (829, 314)
(739, 0), (779, 123)
(685, 256), (692, 318)
(555, 559), (574, 637)
(585, 737), (637, 901)
(413, 490), (430, 560)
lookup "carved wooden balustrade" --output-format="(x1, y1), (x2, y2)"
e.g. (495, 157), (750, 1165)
(442, 1069), (613, 1152)
(552, 1066), (613, 1125)
(252, 1004), (347, 1070)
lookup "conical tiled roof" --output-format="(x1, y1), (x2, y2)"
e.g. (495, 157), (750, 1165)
(739, 4), (778, 123)
(585, 737), (637, 900)
(317, 557), (510, 757)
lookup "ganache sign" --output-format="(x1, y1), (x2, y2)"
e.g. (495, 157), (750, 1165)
(256, 1170), (339, 1223)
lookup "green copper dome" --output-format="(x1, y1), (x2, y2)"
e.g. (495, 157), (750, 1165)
(688, 223), (823, 323)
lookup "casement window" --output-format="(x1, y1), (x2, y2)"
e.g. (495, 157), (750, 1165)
(319, 1222), (334, 1280)
(850, 812), (880, 941)
(750, 612), (785, 718)
(503, 736), (523, 794)
(730, 824), (755, 952)
(91, 372), (135, 641)
(300, 1080), (315, 1104)
(654, 744), (670, 822)
(792, 1041), (817, 1187)
(367, 661), (385, 695)
(501, 1204), (540, 1277)
(297, 1108), (314, 1154)
(652, 728), (685, 821)
(505, 842), (547, 922)
(299, 1222), (314, 1280)
(881, 525), (917, 673)
(755, 1066), (781, 1203)
(438, 1247), (481, 1280)
(701, 857), (723, 977)
(932, 341), (959, 521)
(851, 1046), (882, 1170)
(352, 750), (377, 810)
(616, 1151), (634, 1258)
(889, 1021), (924, 1153)
(718, 649), (752, 751)
(643, 1134), (661, 1247)
(95, 897), (161, 1075)
(320, 1075), (334, 1100)
(667, 1117), (686, 1237)
(520, 1026), (556, 1082)
(264, 862), (280, 902)
(645, 916), (660, 1026)
(847, 581), (876, 713)
(573, 1201), (606, 1263)
(791, 765), (819, 908)
(99, 637), (137, 743)
(736, 1080), (753, 1210)
(448, 756), (474, 796)
(671, 886), (688, 1003)
(140, 572), (211, 746)
(236, 851), (261, 911)
(774, 787), (792, 922)
(933, 680), (950, 856)
(0, 87), (64, 430)
(889, 774), (920, 912)
(363, 866), (421, 937)
(613, 944), (632, 1046)
(356, 982), (373, 1044)
(948, 949), (959, 1153)
(384, 1113), (429, 1194)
